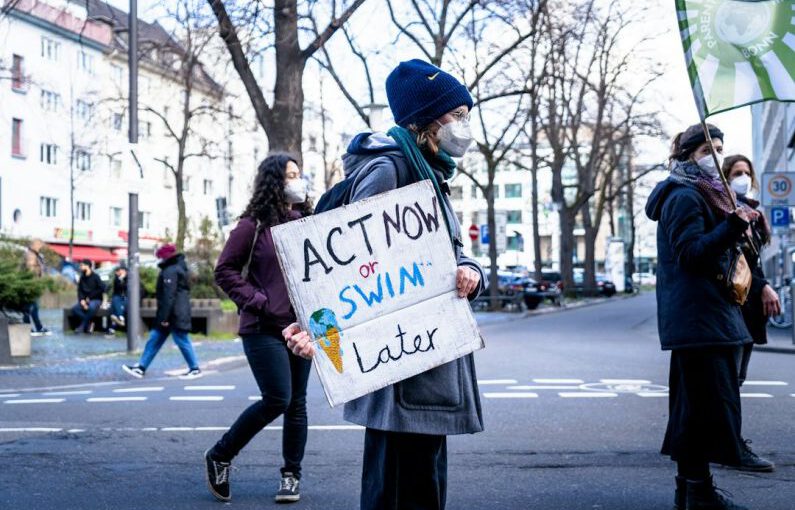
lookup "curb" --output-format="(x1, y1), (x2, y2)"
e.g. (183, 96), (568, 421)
(476, 292), (641, 327)
(755, 345), (795, 355)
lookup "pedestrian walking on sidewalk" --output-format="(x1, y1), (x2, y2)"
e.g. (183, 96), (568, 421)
(22, 239), (51, 336)
(204, 154), (313, 504)
(284, 59), (485, 510)
(646, 123), (753, 510)
(721, 154), (778, 473)
(122, 244), (201, 380)
(71, 259), (104, 334)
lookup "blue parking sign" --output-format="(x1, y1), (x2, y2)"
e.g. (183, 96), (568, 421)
(771, 207), (790, 227)
(480, 225), (489, 244)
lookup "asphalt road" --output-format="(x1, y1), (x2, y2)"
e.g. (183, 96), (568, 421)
(2, 292), (793, 509)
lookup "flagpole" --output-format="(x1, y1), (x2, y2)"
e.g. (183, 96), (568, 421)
(700, 121), (736, 209)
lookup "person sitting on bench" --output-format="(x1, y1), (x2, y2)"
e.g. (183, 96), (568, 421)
(71, 259), (105, 334)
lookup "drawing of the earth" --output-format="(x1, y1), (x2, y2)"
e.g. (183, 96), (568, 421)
(309, 308), (344, 374)
(715, 2), (772, 45)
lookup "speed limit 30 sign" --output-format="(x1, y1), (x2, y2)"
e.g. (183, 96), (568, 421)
(762, 173), (795, 207)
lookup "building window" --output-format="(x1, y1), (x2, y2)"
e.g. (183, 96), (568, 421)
(76, 99), (94, 122)
(183, 176), (191, 192)
(505, 183), (522, 198)
(203, 179), (213, 196)
(40, 143), (59, 165)
(138, 211), (151, 230)
(41, 37), (60, 60)
(507, 235), (523, 251)
(75, 201), (92, 221)
(40, 197), (57, 218)
(492, 185), (500, 199)
(112, 113), (123, 131)
(111, 64), (123, 84)
(110, 206), (123, 227)
(110, 157), (122, 179)
(11, 54), (26, 91)
(77, 51), (94, 74)
(40, 90), (61, 111)
(471, 185), (480, 199)
(449, 186), (463, 200)
(75, 149), (92, 171)
(11, 118), (24, 157)
(506, 210), (523, 224)
(138, 121), (151, 139)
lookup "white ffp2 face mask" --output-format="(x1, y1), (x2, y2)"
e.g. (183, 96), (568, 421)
(730, 174), (752, 196)
(437, 120), (474, 157)
(284, 179), (307, 204)
(696, 154), (723, 178)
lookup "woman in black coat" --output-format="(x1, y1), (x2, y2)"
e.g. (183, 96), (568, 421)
(645, 123), (753, 510)
(721, 154), (779, 473)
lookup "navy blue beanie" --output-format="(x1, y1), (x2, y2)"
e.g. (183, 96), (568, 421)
(386, 59), (473, 128)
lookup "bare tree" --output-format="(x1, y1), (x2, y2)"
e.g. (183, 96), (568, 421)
(206, 0), (368, 162)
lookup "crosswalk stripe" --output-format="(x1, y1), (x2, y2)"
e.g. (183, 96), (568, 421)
(533, 378), (584, 384)
(184, 385), (235, 391)
(87, 397), (147, 402)
(483, 392), (539, 398)
(0, 393), (21, 398)
(477, 379), (518, 385)
(559, 392), (618, 398)
(636, 392), (669, 398)
(599, 379), (651, 385)
(43, 390), (92, 396)
(508, 385), (581, 390)
(169, 396), (224, 401)
(0, 427), (63, 432)
(113, 387), (164, 393)
(740, 393), (773, 398)
(5, 398), (64, 404)
(743, 381), (788, 386)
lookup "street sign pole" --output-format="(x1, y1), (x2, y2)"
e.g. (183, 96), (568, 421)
(126, 0), (140, 353)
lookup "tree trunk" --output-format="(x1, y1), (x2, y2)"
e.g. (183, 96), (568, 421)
(581, 205), (597, 296)
(530, 115), (543, 281)
(270, 0), (306, 160)
(559, 209), (576, 298)
(487, 181), (500, 311)
(625, 155), (636, 281)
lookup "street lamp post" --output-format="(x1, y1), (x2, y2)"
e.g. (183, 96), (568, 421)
(126, 0), (140, 353)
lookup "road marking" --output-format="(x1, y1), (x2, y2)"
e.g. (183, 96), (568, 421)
(67, 429), (85, 433)
(600, 379), (651, 385)
(477, 379), (518, 385)
(249, 396), (262, 400)
(194, 427), (229, 432)
(0, 393), (21, 398)
(113, 387), (164, 393)
(161, 427), (195, 432)
(169, 396), (224, 402)
(42, 390), (92, 396)
(637, 392), (669, 398)
(87, 397), (148, 402)
(533, 378), (584, 384)
(184, 385), (235, 391)
(743, 381), (788, 386)
(559, 392), (618, 398)
(0, 427), (63, 432)
(740, 393), (773, 398)
(5, 398), (65, 404)
(508, 385), (581, 390)
(483, 392), (539, 398)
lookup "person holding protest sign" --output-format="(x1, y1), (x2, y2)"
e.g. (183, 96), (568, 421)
(720, 154), (777, 474)
(646, 123), (753, 510)
(284, 59), (485, 510)
(204, 154), (313, 504)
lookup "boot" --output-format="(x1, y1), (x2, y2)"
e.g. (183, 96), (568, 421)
(685, 477), (749, 510)
(673, 476), (686, 510)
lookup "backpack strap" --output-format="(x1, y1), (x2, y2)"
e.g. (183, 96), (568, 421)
(241, 219), (262, 281)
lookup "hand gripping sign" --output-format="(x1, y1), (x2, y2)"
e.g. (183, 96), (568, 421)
(272, 181), (483, 407)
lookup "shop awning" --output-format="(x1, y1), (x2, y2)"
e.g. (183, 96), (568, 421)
(48, 243), (119, 263)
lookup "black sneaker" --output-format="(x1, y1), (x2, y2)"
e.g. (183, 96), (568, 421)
(275, 472), (300, 503)
(179, 368), (203, 380)
(31, 327), (52, 337)
(685, 477), (749, 510)
(731, 439), (775, 473)
(122, 364), (145, 378)
(204, 449), (231, 502)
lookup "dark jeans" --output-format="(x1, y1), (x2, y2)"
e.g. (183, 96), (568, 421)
(212, 332), (312, 477)
(71, 299), (102, 332)
(736, 343), (753, 386)
(22, 302), (43, 331)
(110, 295), (127, 319)
(361, 428), (447, 510)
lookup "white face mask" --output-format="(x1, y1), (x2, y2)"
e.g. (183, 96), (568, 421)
(436, 119), (473, 157)
(284, 178), (307, 204)
(730, 174), (752, 196)
(696, 154), (723, 178)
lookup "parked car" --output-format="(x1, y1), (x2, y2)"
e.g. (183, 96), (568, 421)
(632, 272), (657, 286)
(482, 271), (545, 310)
(573, 270), (616, 297)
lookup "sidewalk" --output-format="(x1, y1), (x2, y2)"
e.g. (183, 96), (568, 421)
(0, 309), (248, 391)
(757, 324), (795, 354)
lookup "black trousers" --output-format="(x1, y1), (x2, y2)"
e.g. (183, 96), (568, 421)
(736, 343), (753, 386)
(212, 333), (312, 477)
(361, 428), (447, 510)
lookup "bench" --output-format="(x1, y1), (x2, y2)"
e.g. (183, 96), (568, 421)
(62, 299), (238, 336)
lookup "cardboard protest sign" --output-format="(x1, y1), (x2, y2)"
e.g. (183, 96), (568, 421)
(272, 180), (483, 407)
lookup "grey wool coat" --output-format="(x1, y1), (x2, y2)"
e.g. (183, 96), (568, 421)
(341, 132), (486, 436)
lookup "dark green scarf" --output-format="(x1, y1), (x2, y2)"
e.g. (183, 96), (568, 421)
(387, 126), (456, 242)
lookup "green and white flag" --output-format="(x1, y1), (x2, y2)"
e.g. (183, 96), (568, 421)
(677, 0), (795, 118)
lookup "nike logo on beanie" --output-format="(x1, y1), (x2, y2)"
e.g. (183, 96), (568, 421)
(427, 72), (440, 80)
